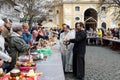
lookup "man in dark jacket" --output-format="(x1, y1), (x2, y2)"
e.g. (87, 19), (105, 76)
(66, 22), (86, 80)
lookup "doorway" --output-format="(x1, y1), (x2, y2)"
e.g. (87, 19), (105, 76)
(84, 8), (97, 30)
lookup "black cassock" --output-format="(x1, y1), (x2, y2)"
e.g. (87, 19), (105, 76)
(70, 30), (86, 79)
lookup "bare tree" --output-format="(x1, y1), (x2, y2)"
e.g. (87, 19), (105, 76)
(99, 0), (120, 21)
(4, 0), (47, 27)
(4, 0), (64, 28)
(113, 0), (120, 7)
(15, 0), (48, 27)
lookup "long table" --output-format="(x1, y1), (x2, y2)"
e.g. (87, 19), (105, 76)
(36, 41), (65, 80)
(87, 36), (101, 45)
(103, 38), (120, 43)
(87, 36), (120, 50)
(102, 38), (120, 50)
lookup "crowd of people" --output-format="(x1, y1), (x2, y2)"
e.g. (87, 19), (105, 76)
(0, 17), (87, 79)
(0, 18), (63, 73)
(86, 27), (120, 45)
(87, 27), (120, 39)
(4, 16), (120, 80)
(60, 23), (120, 80)
(1, 16), (120, 80)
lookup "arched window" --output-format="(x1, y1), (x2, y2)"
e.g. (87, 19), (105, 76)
(101, 6), (106, 11)
(75, 17), (80, 21)
(75, 6), (80, 11)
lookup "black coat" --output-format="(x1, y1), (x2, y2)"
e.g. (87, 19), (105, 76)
(70, 30), (86, 57)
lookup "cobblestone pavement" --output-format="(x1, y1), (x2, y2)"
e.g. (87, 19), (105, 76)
(65, 46), (120, 80)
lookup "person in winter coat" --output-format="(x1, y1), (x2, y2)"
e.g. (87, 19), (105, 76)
(2, 18), (12, 53)
(7, 26), (30, 72)
(97, 28), (102, 37)
(22, 23), (32, 44)
(0, 19), (12, 72)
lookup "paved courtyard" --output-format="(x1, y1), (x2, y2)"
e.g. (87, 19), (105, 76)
(65, 46), (120, 80)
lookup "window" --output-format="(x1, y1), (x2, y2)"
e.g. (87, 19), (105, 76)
(102, 22), (106, 29)
(49, 9), (53, 12)
(49, 19), (53, 22)
(57, 10), (59, 14)
(75, 6), (80, 11)
(75, 17), (80, 21)
(101, 6), (106, 11)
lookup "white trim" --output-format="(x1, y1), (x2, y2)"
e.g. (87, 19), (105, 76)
(82, 7), (98, 22)
(82, 7), (98, 28)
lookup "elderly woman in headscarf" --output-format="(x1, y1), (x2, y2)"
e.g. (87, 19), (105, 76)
(60, 24), (75, 72)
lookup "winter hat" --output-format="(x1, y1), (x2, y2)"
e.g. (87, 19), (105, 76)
(0, 19), (4, 26)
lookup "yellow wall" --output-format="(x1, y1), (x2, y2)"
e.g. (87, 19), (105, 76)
(46, 5), (63, 28)
(47, 0), (118, 29)
(63, 3), (98, 28)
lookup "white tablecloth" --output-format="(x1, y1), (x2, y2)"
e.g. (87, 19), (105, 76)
(36, 41), (65, 80)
